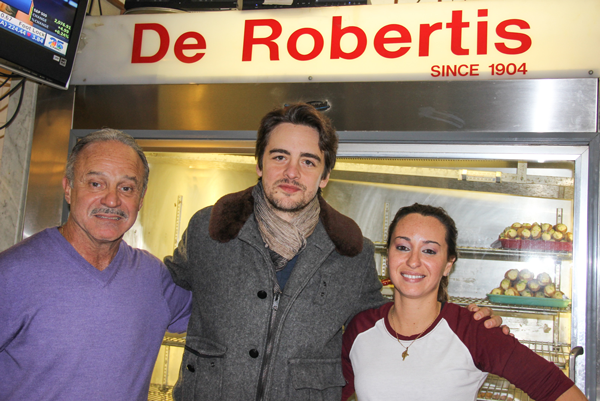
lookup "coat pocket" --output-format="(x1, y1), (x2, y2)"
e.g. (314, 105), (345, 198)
(173, 336), (227, 401)
(288, 358), (346, 401)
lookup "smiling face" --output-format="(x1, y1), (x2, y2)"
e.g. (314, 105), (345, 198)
(256, 123), (330, 221)
(388, 213), (456, 302)
(62, 140), (146, 249)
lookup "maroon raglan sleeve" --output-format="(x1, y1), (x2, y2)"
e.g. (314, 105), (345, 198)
(446, 303), (574, 401)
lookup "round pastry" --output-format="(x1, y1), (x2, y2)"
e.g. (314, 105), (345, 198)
(518, 269), (534, 281)
(536, 272), (552, 286)
(530, 225), (542, 240)
(504, 269), (519, 281)
(527, 279), (541, 292)
(554, 223), (568, 233)
(544, 283), (556, 297)
(490, 287), (504, 295)
(500, 278), (512, 291)
(504, 287), (520, 296)
(514, 280), (528, 292)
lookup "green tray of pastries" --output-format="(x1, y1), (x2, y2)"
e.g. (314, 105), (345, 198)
(487, 293), (571, 308)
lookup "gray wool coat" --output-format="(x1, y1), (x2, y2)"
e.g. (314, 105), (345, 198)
(164, 186), (386, 401)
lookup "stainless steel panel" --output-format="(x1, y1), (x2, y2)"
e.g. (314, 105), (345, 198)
(586, 134), (600, 399)
(22, 85), (74, 238)
(72, 79), (598, 132)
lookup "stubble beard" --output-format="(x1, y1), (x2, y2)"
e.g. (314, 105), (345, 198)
(264, 179), (316, 214)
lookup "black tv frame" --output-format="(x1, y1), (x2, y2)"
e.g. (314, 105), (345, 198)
(0, 0), (90, 90)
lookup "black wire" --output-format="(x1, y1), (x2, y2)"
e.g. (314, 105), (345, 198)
(0, 77), (24, 102)
(87, 0), (95, 15)
(0, 78), (26, 131)
(0, 72), (21, 80)
(0, 76), (11, 88)
(98, 0), (103, 15)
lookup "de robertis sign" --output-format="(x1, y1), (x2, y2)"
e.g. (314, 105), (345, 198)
(71, 0), (600, 85)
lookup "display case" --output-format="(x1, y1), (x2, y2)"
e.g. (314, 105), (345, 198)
(22, 78), (599, 400)
(130, 150), (584, 401)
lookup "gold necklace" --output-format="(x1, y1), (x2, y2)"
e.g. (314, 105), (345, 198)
(389, 305), (440, 361)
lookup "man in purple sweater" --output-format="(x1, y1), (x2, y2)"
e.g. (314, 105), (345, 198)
(0, 129), (192, 401)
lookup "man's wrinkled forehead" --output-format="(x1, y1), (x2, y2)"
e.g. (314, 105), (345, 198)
(74, 142), (144, 181)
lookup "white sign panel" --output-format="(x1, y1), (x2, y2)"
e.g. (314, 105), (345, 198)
(71, 0), (600, 85)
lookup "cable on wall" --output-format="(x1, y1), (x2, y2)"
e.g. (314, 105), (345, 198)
(0, 72), (26, 132)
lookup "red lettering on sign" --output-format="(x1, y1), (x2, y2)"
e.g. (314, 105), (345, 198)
(132, 23), (169, 63)
(446, 10), (469, 56)
(374, 24), (411, 59)
(495, 19), (531, 55)
(130, 10), (534, 66)
(288, 28), (324, 61)
(331, 16), (367, 60)
(174, 32), (206, 63)
(431, 64), (480, 77)
(418, 22), (442, 57)
(242, 19), (282, 61)
(477, 9), (488, 55)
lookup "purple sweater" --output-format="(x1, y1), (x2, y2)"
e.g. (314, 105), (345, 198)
(0, 228), (192, 401)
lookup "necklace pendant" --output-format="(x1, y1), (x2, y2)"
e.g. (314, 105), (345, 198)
(401, 350), (409, 361)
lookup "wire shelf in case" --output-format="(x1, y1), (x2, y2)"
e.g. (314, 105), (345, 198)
(478, 374), (531, 401)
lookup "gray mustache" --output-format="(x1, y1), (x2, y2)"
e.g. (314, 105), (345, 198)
(91, 208), (127, 218)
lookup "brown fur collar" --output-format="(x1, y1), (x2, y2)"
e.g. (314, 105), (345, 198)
(208, 186), (363, 257)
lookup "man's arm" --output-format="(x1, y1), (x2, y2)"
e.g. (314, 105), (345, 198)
(468, 304), (511, 335)
(350, 240), (388, 326)
(160, 263), (192, 334)
(164, 226), (193, 291)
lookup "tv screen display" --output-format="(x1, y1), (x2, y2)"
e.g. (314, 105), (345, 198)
(0, 0), (88, 89)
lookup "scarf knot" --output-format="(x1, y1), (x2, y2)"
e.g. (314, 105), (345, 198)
(253, 183), (320, 271)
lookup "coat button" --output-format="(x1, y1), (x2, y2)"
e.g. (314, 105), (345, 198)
(257, 290), (267, 299)
(249, 349), (259, 358)
(186, 364), (195, 372)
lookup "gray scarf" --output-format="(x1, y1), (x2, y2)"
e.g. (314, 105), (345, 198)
(253, 182), (320, 271)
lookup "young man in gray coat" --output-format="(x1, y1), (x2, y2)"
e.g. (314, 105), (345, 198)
(164, 103), (503, 400)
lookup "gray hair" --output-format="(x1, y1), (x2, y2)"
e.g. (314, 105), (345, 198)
(65, 128), (149, 193)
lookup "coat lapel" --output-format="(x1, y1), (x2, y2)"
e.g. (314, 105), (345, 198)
(280, 222), (335, 296)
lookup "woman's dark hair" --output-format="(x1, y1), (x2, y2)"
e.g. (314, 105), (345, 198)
(255, 103), (338, 180)
(387, 203), (458, 303)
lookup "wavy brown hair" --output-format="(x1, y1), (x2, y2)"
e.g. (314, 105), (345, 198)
(255, 103), (338, 180)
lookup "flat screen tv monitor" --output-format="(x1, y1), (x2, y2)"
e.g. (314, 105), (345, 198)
(0, 0), (89, 89)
